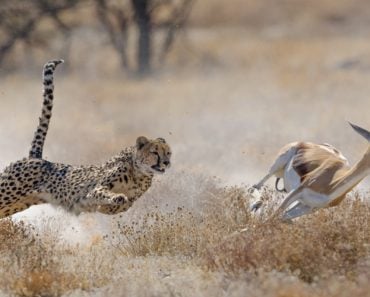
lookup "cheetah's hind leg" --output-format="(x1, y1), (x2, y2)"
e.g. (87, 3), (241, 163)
(0, 194), (45, 219)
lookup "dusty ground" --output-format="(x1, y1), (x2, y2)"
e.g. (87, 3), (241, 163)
(0, 1), (370, 295)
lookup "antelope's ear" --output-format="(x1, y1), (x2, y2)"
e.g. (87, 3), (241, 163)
(136, 136), (149, 150)
(349, 122), (370, 143)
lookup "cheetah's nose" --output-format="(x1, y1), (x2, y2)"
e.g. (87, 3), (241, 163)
(163, 161), (170, 166)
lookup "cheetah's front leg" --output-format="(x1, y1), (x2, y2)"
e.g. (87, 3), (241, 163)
(85, 186), (132, 208)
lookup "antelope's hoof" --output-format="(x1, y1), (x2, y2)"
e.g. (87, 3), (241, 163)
(250, 200), (263, 212)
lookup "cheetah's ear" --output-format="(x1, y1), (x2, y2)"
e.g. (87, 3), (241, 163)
(156, 138), (166, 143)
(136, 136), (149, 150)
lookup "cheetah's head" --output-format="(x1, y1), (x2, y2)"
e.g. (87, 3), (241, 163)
(135, 136), (172, 174)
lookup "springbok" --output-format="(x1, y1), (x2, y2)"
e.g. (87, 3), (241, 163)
(251, 122), (370, 220)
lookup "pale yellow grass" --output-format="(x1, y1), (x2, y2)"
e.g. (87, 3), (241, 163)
(0, 180), (369, 297)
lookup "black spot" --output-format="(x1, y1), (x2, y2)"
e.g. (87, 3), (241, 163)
(44, 69), (53, 75)
(124, 175), (128, 183)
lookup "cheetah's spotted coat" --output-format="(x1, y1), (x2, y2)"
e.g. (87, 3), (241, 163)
(0, 60), (171, 218)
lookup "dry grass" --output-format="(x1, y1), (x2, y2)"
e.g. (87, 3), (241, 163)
(0, 219), (104, 296)
(0, 1), (370, 296)
(0, 182), (369, 296)
(206, 193), (370, 282)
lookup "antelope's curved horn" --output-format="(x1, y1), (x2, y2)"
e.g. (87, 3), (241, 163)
(349, 122), (370, 142)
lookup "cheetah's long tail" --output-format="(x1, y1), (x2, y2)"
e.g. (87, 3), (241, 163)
(29, 59), (64, 159)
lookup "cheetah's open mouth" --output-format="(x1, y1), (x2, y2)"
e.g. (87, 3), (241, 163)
(152, 165), (165, 173)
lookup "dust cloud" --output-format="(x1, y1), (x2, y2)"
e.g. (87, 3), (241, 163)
(1, 29), (370, 242)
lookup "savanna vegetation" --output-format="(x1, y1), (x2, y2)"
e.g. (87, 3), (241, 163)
(0, 179), (369, 296)
(0, 0), (370, 296)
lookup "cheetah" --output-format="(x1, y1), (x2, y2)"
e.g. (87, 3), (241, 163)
(0, 60), (171, 218)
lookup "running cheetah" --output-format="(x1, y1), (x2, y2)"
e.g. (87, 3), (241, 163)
(0, 60), (171, 218)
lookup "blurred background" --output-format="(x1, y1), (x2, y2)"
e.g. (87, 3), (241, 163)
(0, 0), (370, 228)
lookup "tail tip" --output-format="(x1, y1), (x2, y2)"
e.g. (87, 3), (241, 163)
(53, 59), (64, 66)
(44, 59), (64, 68)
